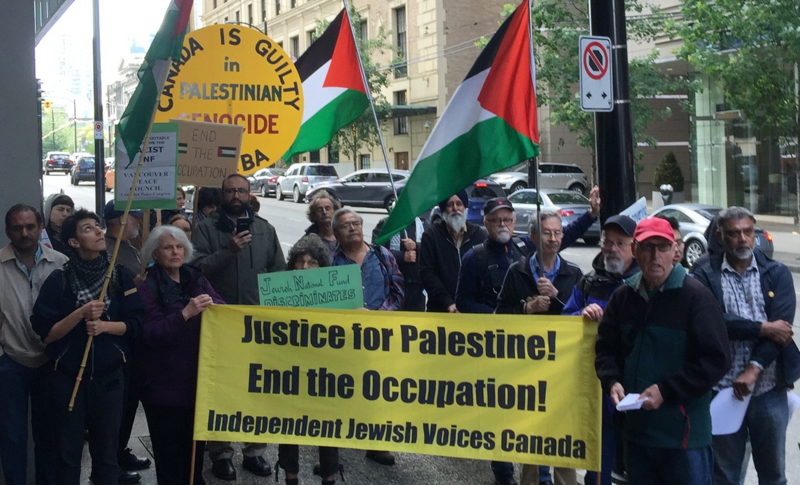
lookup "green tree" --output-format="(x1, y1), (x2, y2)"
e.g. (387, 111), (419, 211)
(677, 0), (800, 220)
(479, 3), (693, 171)
(653, 151), (685, 192)
(313, 8), (394, 165)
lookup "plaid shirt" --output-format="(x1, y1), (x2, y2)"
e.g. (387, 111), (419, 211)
(332, 244), (404, 311)
(716, 255), (778, 396)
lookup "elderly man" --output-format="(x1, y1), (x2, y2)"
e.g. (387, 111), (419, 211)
(495, 210), (583, 485)
(305, 191), (343, 256)
(561, 215), (637, 485)
(419, 190), (486, 313)
(691, 207), (799, 485)
(595, 218), (730, 485)
(192, 174), (285, 480)
(331, 208), (403, 466)
(0, 205), (68, 485)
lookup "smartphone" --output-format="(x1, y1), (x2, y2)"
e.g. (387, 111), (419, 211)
(235, 218), (250, 234)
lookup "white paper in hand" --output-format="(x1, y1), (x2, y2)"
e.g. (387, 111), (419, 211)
(616, 393), (648, 411)
(710, 388), (752, 435)
(788, 391), (800, 420)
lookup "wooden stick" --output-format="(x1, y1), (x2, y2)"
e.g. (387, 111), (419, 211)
(189, 439), (198, 485)
(68, 58), (172, 411)
(140, 210), (151, 275)
(155, 209), (162, 227)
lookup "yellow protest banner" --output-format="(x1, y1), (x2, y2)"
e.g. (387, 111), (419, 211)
(195, 306), (602, 470)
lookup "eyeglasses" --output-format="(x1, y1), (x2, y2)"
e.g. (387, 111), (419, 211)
(635, 241), (674, 253)
(541, 230), (563, 239)
(338, 221), (362, 229)
(486, 217), (514, 226)
(601, 238), (631, 250)
(223, 188), (249, 196)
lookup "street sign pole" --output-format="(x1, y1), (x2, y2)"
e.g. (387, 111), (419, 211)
(588, 0), (636, 220)
(92, 0), (105, 219)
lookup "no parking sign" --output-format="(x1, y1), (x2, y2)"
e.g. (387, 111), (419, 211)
(579, 36), (613, 112)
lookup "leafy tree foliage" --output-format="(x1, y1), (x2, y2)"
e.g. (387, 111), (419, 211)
(653, 151), (685, 192)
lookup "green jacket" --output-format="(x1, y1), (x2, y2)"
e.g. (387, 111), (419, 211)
(191, 208), (285, 305)
(595, 264), (730, 449)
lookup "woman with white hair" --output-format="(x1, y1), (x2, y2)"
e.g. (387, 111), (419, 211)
(136, 225), (224, 485)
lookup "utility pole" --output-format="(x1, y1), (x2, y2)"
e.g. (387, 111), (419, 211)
(589, 0), (636, 220)
(51, 109), (56, 151)
(92, 0), (105, 217)
(73, 99), (78, 152)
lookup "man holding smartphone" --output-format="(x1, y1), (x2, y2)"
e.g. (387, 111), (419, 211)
(191, 173), (286, 480)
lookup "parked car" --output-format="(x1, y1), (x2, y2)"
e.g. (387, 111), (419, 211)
(71, 156), (96, 185)
(43, 151), (73, 175)
(429, 180), (507, 226)
(305, 169), (411, 212)
(507, 189), (601, 244)
(649, 203), (774, 267)
(488, 162), (589, 195)
(276, 163), (339, 203)
(248, 167), (286, 197)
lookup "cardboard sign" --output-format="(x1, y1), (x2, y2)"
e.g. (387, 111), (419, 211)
(154, 25), (304, 175)
(258, 265), (364, 310)
(114, 122), (178, 210)
(174, 119), (243, 187)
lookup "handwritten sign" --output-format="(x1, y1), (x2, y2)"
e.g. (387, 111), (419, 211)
(258, 265), (364, 310)
(114, 122), (178, 210)
(174, 119), (243, 187)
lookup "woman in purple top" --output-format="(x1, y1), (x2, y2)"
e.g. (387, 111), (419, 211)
(136, 225), (224, 485)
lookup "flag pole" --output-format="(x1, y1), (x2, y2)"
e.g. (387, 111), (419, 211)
(340, 1), (404, 221)
(526, 0), (544, 274)
(68, 58), (174, 411)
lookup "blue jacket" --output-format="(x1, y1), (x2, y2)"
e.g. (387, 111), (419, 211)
(562, 252), (640, 315)
(691, 249), (800, 386)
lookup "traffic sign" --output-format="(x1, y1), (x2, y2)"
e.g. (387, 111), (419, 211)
(579, 36), (613, 112)
(94, 121), (104, 140)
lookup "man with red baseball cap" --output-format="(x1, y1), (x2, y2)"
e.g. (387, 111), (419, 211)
(594, 217), (731, 484)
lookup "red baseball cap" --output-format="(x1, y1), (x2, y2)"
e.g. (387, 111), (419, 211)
(634, 218), (675, 243)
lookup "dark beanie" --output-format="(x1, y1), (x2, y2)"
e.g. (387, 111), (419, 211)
(52, 194), (74, 209)
(438, 189), (469, 213)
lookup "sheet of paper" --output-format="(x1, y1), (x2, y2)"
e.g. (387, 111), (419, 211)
(616, 393), (648, 411)
(788, 390), (800, 420)
(711, 387), (752, 435)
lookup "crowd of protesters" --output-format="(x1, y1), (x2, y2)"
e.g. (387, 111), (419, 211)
(0, 174), (794, 485)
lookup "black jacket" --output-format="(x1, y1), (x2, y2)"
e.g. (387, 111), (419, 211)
(691, 248), (800, 386)
(495, 255), (583, 315)
(31, 265), (145, 379)
(419, 219), (487, 312)
(595, 264), (730, 449)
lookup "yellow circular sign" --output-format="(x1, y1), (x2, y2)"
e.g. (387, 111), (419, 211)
(155, 25), (303, 175)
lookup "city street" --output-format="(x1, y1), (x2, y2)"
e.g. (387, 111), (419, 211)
(42, 174), (800, 485)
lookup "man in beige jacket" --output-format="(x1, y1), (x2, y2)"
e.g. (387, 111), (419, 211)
(0, 204), (68, 485)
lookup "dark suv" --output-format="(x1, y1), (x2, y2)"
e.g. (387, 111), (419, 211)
(43, 151), (73, 175)
(71, 156), (96, 185)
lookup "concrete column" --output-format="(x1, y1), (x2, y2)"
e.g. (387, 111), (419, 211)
(0, 0), (43, 247)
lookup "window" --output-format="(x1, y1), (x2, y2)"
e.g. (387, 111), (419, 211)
(359, 19), (368, 42)
(394, 7), (407, 78)
(347, 173), (370, 183)
(275, 0), (280, 16)
(290, 0), (296, 8)
(307, 30), (315, 49)
(223, 16), (228, 22)
(261, 0), (266, 21)
(309, 150), (320, 163)
(235, 10), (240, 22)
(394, 90), (408, 135)
(212, 0), (217, 8)
(290, 36), (299, 58)
(308, 165), (337, 176)
(247, 4), (253, 24)
(359, 154), (371, 170)
(328, 143), (339, 163)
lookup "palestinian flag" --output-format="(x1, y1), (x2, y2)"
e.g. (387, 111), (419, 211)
(281, 9), (369, 162)
(116, 0), (193, 169)
(218, 146), (237, 158)
(178, 142), (188, 154)
(377, 1), (539, 243)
